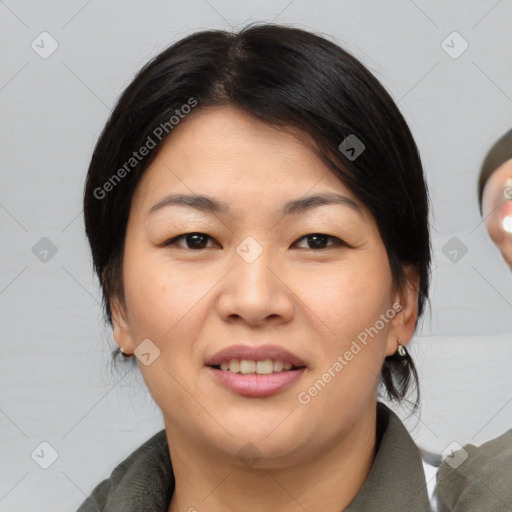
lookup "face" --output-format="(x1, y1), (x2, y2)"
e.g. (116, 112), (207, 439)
(482, 159), (512, 267)
(111, 106), (418, 467)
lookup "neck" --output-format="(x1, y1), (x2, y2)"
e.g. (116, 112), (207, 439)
(166, 402), (377, 512)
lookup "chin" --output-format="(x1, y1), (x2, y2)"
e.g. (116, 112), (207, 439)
(222, 433), (315, 470)
(201, 406), (316, 463)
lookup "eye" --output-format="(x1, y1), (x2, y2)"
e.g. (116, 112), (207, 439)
(293, 233), (347, 250)
(164, 232), (218, 250)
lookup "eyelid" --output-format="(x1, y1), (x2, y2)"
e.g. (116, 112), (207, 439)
(163, 232), (350, 251)
(162, 232), (220, 249)
(293, 233), (350, 249)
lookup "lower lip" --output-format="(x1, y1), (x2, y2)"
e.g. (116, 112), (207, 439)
(208, 367), (306, 397)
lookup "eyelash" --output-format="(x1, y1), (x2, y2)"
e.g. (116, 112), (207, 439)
(163, 232), (349, 250)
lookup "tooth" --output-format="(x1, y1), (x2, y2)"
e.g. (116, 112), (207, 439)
(228, 359), (240, 373)
(283, 362), (293, 370)
(273, 360), (284, 372)
(256, 359), (273, 375)
(220, 362), (229, 371)
(239, 359), (256, 374)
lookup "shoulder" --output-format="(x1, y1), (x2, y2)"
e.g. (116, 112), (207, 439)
(76, 430), (173, 512)
(434, 429), (512, 511)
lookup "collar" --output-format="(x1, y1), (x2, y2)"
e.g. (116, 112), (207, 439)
(344, 402), (431, 511)
(78, 402), (431, 512)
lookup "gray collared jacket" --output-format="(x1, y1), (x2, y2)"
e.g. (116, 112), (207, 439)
(77, 402), (433, 511)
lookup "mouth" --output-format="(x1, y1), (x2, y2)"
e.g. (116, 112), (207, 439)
(210, 359), (303, 374)
(205, 345), (307, 397)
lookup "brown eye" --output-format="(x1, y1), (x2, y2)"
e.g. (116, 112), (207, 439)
(294, 233), (346, 249)
(165, 232), (216, 249)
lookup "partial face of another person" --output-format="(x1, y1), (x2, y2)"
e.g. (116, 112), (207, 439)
(110, 106), (417, 468)
(482, 159), (512, 267)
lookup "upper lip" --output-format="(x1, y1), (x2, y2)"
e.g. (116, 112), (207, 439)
(205, 344), (306, 367)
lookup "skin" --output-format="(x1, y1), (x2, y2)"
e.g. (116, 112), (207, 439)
(110, 105), (420, 512)
(481, 158), (512, 268)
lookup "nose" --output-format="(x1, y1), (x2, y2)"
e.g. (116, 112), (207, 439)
(216, 246), (295, 327)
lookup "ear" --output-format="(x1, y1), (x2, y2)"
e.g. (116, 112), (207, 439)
(385, 266), (420, 357)
(110, 296), (136, 354)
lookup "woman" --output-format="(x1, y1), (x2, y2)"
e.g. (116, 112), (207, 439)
(79, 24), (432, 511)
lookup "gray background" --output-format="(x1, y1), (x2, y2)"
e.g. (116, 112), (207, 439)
(1, 0), (511, 510)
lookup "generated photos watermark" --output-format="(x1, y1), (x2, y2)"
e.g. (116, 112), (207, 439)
(93, 97), (198, 200)
(297, 302), (402, 405)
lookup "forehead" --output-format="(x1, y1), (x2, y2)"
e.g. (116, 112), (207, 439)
(164, 105), (316, 155)
(133, 105), (359, 208)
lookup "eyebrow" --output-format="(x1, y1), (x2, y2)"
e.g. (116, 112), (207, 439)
(148, 192), (363, 217)
(281, 192), (362, 216)
(149, 194), (230, 216)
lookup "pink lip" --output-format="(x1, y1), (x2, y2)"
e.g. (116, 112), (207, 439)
(208, 367), (306, 397)
(205, 344), (306, 367)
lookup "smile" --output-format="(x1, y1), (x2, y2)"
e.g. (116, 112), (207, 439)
(205, 345), (307, 397)
(216, 359), (297, 374)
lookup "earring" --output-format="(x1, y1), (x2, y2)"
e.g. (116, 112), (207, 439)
(120, 347), (133, 358)
(397, 339), (407, 357)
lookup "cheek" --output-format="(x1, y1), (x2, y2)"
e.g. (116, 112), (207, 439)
(122, 246), (213, 340)
(122, 253), (212, 419)
(294, 261), (392, 342)
(293, 277), (391, 444)
(294, 255), (393, 405)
